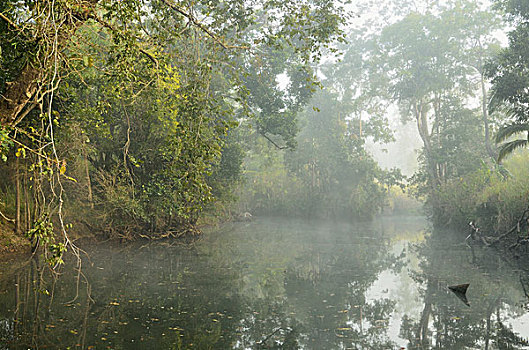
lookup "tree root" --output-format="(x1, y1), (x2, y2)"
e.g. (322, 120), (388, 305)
(137, 225), (201, 241)
(0, 208), (15, 223)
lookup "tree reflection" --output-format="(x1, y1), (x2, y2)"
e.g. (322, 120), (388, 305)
(0, 219), (403, 349)
(401, 230), (529, 349)
(3, 219), (529, 349)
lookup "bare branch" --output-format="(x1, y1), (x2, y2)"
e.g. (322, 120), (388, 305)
(260, 131), (288, 150)
(0, 208), (15, 223)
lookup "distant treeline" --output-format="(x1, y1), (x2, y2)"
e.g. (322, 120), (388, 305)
(240, 0), (529, 236)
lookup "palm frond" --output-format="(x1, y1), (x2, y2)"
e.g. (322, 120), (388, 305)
(495, 123), (529, 144)
(497, 139), (529, 163)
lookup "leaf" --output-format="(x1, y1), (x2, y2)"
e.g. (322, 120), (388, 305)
(498, 139), (528, 162)
(495, 123), (529, 143)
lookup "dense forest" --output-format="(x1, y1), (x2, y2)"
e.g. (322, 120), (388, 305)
(4, 0), (529, 348)
(1, 0), (529, 262)
(0, 0), (350, 259)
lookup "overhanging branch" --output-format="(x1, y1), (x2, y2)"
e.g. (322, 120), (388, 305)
(260, 131), (288, 150)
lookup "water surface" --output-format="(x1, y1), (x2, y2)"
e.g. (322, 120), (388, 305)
(1, 216), (529, 349)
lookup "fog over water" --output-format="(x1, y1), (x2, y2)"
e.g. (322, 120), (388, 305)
(1, 217), (529, 348)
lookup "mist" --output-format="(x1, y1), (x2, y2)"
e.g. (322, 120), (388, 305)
(2, 0), (529, 348)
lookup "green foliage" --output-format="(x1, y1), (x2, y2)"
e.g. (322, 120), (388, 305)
(435, 152), (529, 233)
(57, 35), (232, 236)
(343, 0), (506, 224)
(27, 216), (66, 266)
(487, 0), (529, 161)
(0, 126), (12, 162)
(0, 0), (349, 241)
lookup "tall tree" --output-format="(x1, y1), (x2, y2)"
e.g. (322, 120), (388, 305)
(487, 0), (529, 162)
(340, 1), (502, 195)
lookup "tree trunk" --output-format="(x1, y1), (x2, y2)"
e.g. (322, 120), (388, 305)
(415, 100), (440, 189)
(24, 173), (31, 232)
(83, 144), (94, 208)
(15, 155), (21, 234)
(416, 280), (434, 348)
(0, 64), (41, 128)
(14, 273), (20, 338)
(484, 310), (491, 350)
(480, 71), (497, 161)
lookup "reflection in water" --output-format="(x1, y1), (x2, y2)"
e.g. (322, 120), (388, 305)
(0, 217), (528, 349)
(401, 229), (529, 349)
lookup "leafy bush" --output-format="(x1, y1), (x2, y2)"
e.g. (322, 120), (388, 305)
(434, 151), (529, 235)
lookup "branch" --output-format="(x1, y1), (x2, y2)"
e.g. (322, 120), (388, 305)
(84, 12), (160, 68)
(260, 131), (288, 150)
(491, 207), (529, 246)
(161, 0), (227, 49)
(0, 11), (18, 30)
(8, 136), (58, 164)
(0, 208), (15, 223)
(139, 48), (159, 68)
(468, 221), (492, 246)
(161, 0), (250, 50)
(257, 327), (282, 346)
(468, 205), (529, 248)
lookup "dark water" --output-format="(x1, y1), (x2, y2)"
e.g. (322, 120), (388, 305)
(1, 216), (529, 349)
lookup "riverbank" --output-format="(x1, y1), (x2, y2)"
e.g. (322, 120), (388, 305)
(0, 222), (30, 255)
(0, 213), (219, 261)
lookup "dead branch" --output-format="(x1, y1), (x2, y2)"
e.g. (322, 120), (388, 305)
(257, 327), (283, 346)
(468, 205), (529, 249)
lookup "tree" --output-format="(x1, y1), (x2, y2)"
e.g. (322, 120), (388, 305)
(495, 124), (529, 162)
(334, 1), (502, 209)
(0, 0), (349, 254)
(487, 0), (529, 162)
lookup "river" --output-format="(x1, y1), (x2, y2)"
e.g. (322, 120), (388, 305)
(1, 216), (528, 349)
